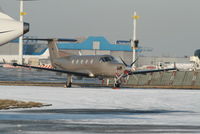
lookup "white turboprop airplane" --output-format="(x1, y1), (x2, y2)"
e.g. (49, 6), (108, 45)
(13, 39), (178, 88)
(0, 12), (29, 45)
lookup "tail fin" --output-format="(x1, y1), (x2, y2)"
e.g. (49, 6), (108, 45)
(47, 39), (60, 66)
(23, 37), (77, 66)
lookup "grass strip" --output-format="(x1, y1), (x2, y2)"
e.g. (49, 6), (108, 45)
(0, 99), (51, 110)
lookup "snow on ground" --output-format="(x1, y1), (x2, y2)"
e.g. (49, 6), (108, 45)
(1, 86), (200, 127)
(0, 85), (200, 112)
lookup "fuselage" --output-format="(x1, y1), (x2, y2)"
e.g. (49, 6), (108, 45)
(52, 55), (125, 78)
(0, 12), (29, 45)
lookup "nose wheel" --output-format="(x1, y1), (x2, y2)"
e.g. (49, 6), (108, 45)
(114, 81), (121, 88)
(114, 73), (124, 88)
(114, 72), (129, 88)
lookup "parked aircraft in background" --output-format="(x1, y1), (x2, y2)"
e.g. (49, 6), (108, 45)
(0, 12), (29, 45)
(13, 38), (177, 88)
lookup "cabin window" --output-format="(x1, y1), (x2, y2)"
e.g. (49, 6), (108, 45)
(85, 59), (88, 64)
(90, 59), (94, 64)
(81, 60), (84, 64)
(72, 59), (74, 64)
(100, 56), (114, 62)
(76, 59), (79, 64)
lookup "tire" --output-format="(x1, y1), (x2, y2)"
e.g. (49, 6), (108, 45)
(114, 82), (121, 88)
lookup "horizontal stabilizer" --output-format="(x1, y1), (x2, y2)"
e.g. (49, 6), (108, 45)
(23, 38), (77, 42)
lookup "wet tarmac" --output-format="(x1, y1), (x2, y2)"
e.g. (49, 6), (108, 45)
(1, 109), (200, 134)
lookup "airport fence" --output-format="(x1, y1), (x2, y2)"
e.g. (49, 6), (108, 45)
(107, 71), (200, 88)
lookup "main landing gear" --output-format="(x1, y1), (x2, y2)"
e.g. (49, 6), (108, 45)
(65, 74), (72, 88)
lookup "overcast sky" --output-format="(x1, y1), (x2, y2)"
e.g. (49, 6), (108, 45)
(1, 0), (200, 57)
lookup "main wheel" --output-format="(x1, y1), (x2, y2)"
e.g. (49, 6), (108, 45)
(65, 81), (72, 88)
(114, 82), (121, 88)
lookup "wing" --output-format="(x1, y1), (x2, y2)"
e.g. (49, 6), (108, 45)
(129, 67), (177, 75)
(12, 63), (90, 77)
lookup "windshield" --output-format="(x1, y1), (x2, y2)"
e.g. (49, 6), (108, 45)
(100, 56), (117, 62)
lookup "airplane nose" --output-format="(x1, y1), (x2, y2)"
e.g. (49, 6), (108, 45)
(23, 22), (30, 34)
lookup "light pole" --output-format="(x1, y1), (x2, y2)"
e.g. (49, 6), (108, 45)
(18, 0), (24, 64)
(131, 11), (139, 67)
(18, 0), (32, 64)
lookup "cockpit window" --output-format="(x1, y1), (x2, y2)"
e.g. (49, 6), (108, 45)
(100, 56), (114, 62)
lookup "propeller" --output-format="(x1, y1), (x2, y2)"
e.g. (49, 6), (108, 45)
(119, 57), (138, 75)
(120, 57), (138, 68)
(120, 57), (128, 67)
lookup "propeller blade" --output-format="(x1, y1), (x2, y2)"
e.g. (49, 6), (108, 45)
(120, 57), (128, 67)
(130, 58), (138, 67)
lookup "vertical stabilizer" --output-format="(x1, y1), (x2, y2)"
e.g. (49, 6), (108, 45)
(47, 39), (60, 66)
